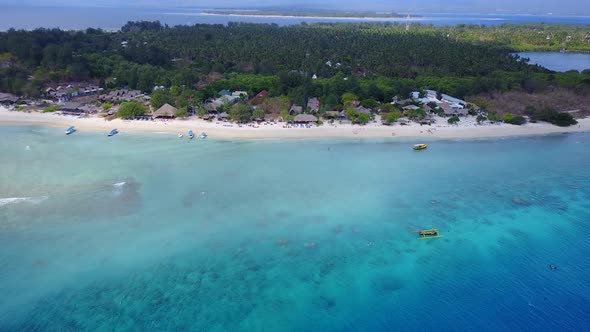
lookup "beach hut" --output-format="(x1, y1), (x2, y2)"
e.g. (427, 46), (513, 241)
(153, 103), (177, 119)
(293, 114), (318, 123)
(307, 97), (320, 113)
(398, 118), (410, 126)
(324, 111), (340, 119)
(289, 105), (303, 115)
(58, 102), (85, 115)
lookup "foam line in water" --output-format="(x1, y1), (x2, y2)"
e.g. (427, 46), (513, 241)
(0, 196), (49, 207)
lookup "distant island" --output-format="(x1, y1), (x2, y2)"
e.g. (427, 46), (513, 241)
(201, 10), (407, 18)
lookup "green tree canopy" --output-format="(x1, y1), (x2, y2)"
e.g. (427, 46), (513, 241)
(384, 110), (402, 125)
(252, 108), (265, 120)
(175, 106), (188, 118)
(230, 102), (252, 123)
(150, 89), (173, 109)
(118, 101), (146, 119)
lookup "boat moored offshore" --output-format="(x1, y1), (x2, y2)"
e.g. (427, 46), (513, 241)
(65, 126), (76, 135)
(413, 144), (428, 150)
(189, 130), (195, 139)
(416, 228), (442, 240)
(108, 129), (119, 137)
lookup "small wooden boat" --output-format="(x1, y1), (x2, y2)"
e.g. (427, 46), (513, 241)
(413, 144), (428, 150)
(108, 129), (118, 137)
(415, 228), (442, 240)
(188, 130), (195, 139)
(65, 126), (76, 135)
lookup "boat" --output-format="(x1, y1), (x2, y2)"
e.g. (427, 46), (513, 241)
(65, 126), (76, 135)
(188, 130), (195, 139)
(178, 134), (183, 138)
(199, 132), (207, 139)
(108, 129), (118, 137)
(413, 143), (428, 150)
(415, 228), (442, 240)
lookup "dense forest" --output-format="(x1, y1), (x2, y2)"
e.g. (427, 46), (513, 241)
(0, 21), (588, 107)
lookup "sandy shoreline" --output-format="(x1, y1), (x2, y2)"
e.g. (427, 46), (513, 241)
(1, 107), (589, 140)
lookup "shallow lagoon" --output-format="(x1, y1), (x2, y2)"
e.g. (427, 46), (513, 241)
(517, 52), (590, 72)
(1, 126), (590, 331)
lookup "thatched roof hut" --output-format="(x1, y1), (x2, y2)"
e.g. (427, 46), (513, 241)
(324, 111), (340, 118)
(153, 103), (177, 118)
(294, 114), (318, 123)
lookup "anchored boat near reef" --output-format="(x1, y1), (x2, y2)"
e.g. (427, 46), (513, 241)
(108, 129), (118, 137)
(416, 228), (442, 240)
(413, 144), (428, 150)
(65, 126), (76, 135)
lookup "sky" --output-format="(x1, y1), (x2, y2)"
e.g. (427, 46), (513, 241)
(1, 0), (589, 15)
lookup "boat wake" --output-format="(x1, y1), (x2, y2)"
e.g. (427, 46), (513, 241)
(0, 196), (48, 207)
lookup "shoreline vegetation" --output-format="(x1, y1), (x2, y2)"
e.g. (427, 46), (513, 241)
(201, 10), (408, 19)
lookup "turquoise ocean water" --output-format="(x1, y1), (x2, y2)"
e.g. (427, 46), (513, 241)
(1, 125), (589, 331)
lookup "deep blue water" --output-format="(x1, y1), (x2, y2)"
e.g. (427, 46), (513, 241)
(0, 6), (589, 30)
(517, 52), (590, 72)
(1, 125), (590, 331)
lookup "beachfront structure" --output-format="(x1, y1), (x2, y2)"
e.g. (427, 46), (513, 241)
(214, 95), (240, 106)
(307, 97), (320, 113)
(98, 89), (142, 103)
(45, 84), (102, 102)
(58, 102), (98, 115)
(217, 112), (228, 120)
(153, 103), (177, 118)
(402, 105), (420, 111)
(324, 111), (340, 119)
(289, 105), (303, 115)
(232, 91), (248, 98)
(355, 106), (372, 115)
(440, 102), (468, 116)
(249, 90), (268, 104)
(293, 114), (318, 123)
(218, 89), (231, 97)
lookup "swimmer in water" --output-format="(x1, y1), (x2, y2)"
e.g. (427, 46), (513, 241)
(549, 264), (557, 270)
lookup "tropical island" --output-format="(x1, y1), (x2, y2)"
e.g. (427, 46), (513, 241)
(201, 10), (407, 18)
(0, 21), (588, 138)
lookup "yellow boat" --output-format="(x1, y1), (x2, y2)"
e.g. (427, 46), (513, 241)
(415, 228), (442, 240)
(413, 144), (428, 150)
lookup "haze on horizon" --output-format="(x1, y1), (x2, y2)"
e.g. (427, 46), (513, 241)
(1, 0), (589, 15)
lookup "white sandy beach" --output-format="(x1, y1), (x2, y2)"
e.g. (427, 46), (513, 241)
(1, 106), (589, 139)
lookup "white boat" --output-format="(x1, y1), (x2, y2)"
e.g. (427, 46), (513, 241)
(199, 132), (207, 139)
(65, 126), (76, 135)
(178, 134), (183, 138)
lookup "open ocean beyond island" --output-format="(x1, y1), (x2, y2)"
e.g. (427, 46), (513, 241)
(1, 126), (590, 331)
(1, 6), (590, 30)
